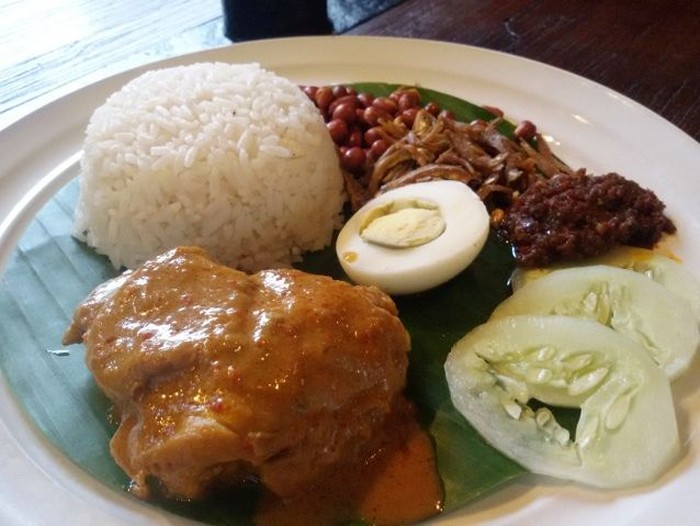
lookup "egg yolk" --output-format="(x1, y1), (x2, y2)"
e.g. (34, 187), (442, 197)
(359, 198), (445, 248)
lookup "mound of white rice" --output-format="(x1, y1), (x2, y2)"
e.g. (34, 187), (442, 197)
(75, 62), (345, 271)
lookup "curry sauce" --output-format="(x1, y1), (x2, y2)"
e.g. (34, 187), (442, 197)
(255, 401), (443, 526)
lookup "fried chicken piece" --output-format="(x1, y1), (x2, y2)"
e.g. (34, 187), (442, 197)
(63, 246), (410, 500)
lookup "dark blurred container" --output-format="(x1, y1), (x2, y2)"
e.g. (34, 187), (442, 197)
(222, 0), (333, 41)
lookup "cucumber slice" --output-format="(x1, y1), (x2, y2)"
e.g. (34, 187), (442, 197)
(444, 315), (680, 489)
(510, 247), (700, 324)
(493, 265), (699, 380)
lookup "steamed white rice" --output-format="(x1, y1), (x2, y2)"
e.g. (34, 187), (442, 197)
(75, 62), (345, 271)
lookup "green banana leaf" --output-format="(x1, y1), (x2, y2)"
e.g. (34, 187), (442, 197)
(0, 84), (528, 524)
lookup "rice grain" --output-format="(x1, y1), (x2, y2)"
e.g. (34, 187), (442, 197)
(75, 62), (344, 271)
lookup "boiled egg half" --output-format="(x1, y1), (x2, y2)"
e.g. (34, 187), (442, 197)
(336, 180), (490, 295)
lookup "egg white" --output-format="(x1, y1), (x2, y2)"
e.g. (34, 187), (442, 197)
(336, 180), (490, 295)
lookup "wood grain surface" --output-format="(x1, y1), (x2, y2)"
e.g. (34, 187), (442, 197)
(0, 0), (226, 128)
(1, 0), (698, 143)
(349, 0), (700, 142)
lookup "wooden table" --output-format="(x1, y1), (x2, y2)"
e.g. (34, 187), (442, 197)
(349, 0), (700, 143)
(1, 0), (698, 141)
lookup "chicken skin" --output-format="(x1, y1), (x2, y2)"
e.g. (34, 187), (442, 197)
(63, 246), (410, 500)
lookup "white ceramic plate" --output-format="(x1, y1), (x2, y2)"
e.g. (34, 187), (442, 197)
(0, 36), (698, 526)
